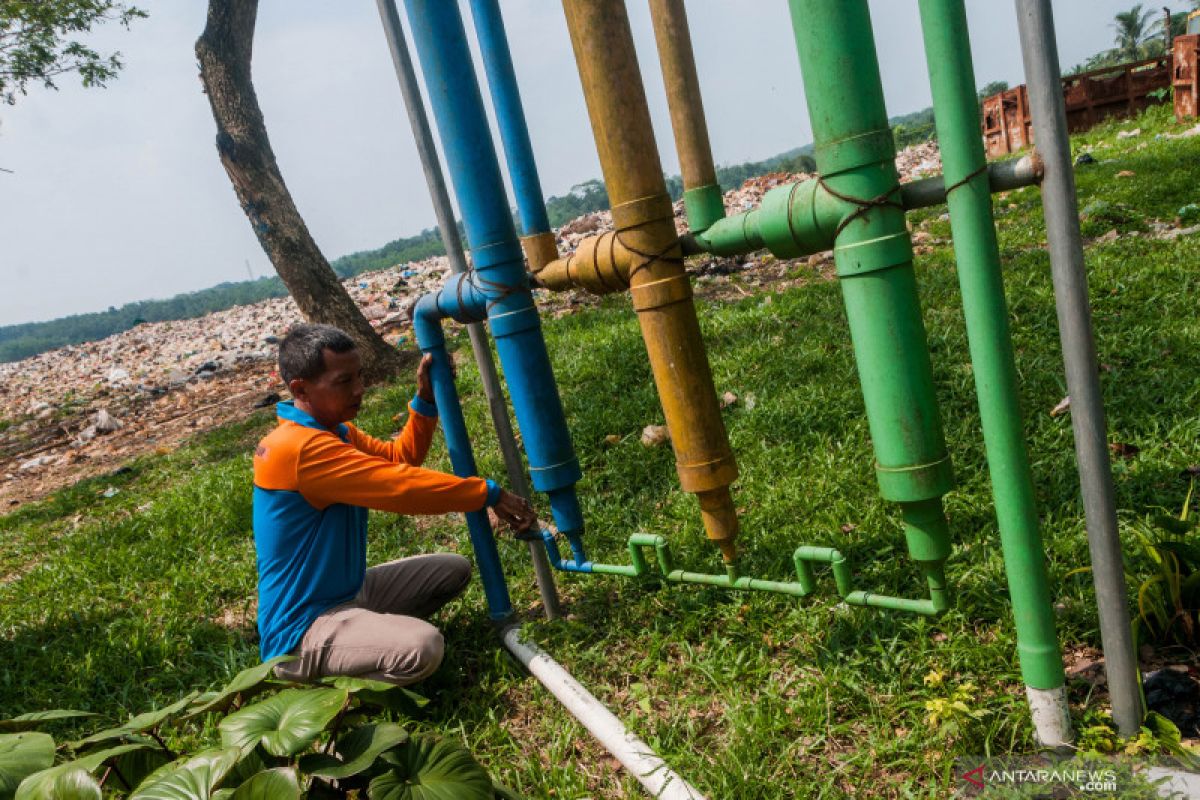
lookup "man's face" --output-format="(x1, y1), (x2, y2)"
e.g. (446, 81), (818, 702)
(290, 347), (364, 429)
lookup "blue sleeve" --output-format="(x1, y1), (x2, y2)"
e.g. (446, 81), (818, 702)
(484, 479), (502, 508)
(410, 393), (438, 419)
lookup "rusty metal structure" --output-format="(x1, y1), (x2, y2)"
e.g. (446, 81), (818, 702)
(983, 55), (1178, 157)
(983, 85), (1035, 157)
(1175, 34), (1200, 121)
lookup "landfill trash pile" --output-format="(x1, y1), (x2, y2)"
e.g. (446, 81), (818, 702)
(0, 141), (947, 508)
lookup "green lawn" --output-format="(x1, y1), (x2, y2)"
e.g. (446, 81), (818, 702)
(2, 104), (1199, 798)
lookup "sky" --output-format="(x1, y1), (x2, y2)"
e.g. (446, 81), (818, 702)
(0, 0), (1183, 326)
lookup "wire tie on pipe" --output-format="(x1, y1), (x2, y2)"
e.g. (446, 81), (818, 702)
(617, 233), (685, 283)
(599, 232), (623, 292)
(461, 267), (529, 315)
(817, 175), (905, 239)
(941, 164), (989, 197)
(784, 180), (803, 244)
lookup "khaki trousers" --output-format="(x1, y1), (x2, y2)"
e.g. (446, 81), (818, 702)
(274, 553), (471, 686)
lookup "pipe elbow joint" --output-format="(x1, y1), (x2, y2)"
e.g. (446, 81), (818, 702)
(412, 292), (447, 349)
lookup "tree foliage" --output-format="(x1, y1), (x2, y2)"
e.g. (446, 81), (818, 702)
(0, 0), (145, 105)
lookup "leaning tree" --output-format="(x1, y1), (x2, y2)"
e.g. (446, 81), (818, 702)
(196, 0), (409, 383)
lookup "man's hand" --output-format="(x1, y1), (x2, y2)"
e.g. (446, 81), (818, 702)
(416, 354), (435, 404)
(492, 489), (537, 536)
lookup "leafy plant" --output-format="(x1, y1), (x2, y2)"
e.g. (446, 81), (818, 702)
(921, 670), (990, 738)
(0, 659), (522, 799)
(1133, 479), (1200, 646)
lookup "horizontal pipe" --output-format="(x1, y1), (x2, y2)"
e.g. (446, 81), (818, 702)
(501, 625), (706, 799)
(677, 155), (1046, 258)
(541, 532), (945, 615)
(900, 153), (1043, 209)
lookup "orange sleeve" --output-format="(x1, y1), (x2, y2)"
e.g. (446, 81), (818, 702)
(345, 402), (438, 466)
(296, 431), (488, 514)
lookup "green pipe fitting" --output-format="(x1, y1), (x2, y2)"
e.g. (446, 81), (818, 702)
(682, 158), (1047, 261)
(691, 177), (842, 260)
(693, 211), (763, 256)
(683, 184), (726, 233)
(578, 533), (947, 616)
(589, 562), (640, 578)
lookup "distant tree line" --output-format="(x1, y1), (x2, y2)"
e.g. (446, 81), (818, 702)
(0, 227), (449, 363)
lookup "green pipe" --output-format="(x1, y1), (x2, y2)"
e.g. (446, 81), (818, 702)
(589, 562), (640, 578)
(681, 157), (1046, 259)
(788, 0), (954, 590)
(577, 534), (943, 614)
(917, 0), (1065, 690)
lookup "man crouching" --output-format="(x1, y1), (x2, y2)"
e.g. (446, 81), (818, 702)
(253, 323), (533, 685)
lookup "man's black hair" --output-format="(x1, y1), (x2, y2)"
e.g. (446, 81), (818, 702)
(278, 324), (356, 385)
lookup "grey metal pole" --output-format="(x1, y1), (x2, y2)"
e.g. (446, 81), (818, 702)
(375, 0), (561, 620)
(1014, 0), (1142, 736)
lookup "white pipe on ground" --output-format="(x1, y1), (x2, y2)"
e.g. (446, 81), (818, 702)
(500, 625), (706, 800)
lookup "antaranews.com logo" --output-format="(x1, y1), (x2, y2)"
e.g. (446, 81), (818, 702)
(955, 755), (1200, 796)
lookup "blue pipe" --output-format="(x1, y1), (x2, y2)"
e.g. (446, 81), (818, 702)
(539, 529), (594, 573)
(468, 0), (552, 236)
(412, 296), (513, 621)
(403, 0), (588, 563)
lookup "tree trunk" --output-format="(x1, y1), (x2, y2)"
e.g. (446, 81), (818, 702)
(195, 0), (409, 384)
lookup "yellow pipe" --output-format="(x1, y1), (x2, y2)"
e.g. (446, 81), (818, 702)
(520, 230), (559, 274)
(535, 230), (629, 293)
(648, 0), (724, 232)
(561, 0), (740, 561)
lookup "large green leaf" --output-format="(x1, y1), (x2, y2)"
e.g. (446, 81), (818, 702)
(219, 688), (348, 757)
(221, 768), (300, 800)
(72, 693), (199, 748)
(326, 678), (428, 712)
(218, 748), (265, 794)
(111, 748), (173, 792)
(367, 737), (493, 800)
(15, 743), (150, 800)
(128, 747), (241, 800)
(0, 711), (96, 733)
(188, 658), (296, 719)
(0, 733), (55, 799)
(298, 723), (409, 779)
(16, 768), (100, 800)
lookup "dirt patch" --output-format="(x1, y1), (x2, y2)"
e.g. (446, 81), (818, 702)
(1, 364), (280, 509)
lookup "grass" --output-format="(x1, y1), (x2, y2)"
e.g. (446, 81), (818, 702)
(2, 103), (1199, 797)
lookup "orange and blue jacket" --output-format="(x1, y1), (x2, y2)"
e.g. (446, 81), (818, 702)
(252, 397), (498, 660)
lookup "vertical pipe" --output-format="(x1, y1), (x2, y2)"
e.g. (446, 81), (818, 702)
(561, 0), (740, 562)
(412, 299), (514, 621)
(1015, 0), (1142, 738)
(647, 0), (724, 233)
(375, 0), (561, 620)
(467, 0), (560, 271)
(787, 0), (954, 602)
(918, 0), (1071, 747)
(403, 0), (589, 564)
(467, 0), (549, 237)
